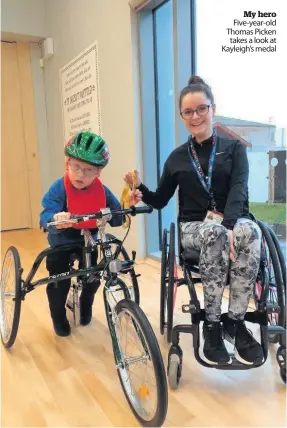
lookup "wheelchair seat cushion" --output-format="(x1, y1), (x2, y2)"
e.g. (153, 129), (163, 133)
(181, 248), (200, 265)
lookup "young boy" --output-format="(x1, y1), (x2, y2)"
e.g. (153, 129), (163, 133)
(40, 131), (141, 337)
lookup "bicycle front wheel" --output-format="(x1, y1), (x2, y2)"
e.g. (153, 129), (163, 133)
(112, 299), (168, 427)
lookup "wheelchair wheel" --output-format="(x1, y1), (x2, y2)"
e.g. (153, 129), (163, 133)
(105, 234), (140, 305)
(160, 229), (168, 335)
(256, 221), (285, 343)
(160, 223), (176, 343)
(111, 299), (168, 427)
(267, 226), (286, 293)
(166, 223), (177, 343)
(0, 247), (22, 348)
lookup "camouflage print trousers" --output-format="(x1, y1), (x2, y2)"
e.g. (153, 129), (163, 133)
(180, 218), (262, 322)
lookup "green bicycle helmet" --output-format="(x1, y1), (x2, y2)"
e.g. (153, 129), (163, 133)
(64, 131), (110, 167)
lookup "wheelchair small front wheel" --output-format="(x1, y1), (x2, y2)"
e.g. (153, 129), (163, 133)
(0, 246), (22, 348)
(113, 299), (168, 427)
(168, 360), (181, 390)
(276, 346), (286, 384)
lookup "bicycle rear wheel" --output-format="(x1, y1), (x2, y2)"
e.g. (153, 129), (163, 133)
(0, 247), (22, 348)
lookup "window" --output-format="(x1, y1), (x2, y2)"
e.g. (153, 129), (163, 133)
(138, 0), (196, 258)
(138, 0), (286, 260)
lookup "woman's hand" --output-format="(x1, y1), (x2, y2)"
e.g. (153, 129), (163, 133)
(228, 229), (237, 262)
(53, 212), (74, 229)
(129, 189), (142, 206)
(124, 170), (141, 189)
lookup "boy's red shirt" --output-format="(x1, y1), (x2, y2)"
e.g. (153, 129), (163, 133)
(64, 173), (106, 229)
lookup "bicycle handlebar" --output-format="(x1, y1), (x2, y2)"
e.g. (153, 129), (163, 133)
(46, 205), (153, 227)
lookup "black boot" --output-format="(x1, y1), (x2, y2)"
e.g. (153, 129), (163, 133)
(203, 321), (231, 365)
(80, 278), (100, 326)
(46, 281), (71, 337)
(222, 314), (264, 365)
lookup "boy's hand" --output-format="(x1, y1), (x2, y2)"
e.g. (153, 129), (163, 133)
(129, 189), (142, 206)
(53, 212), (74, 229)
(124, 170), (141, 188)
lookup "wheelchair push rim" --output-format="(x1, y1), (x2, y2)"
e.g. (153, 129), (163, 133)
(160, 224), (177, 343)
(160, 229), (168, 335)
(255, 221), (285, 344)
(268, 226), (286, 292)
(114, 299), (168, 427)
(0, 246), (22, 348)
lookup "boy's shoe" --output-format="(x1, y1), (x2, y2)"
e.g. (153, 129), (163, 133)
(46, 283), (71, 337)
(80, 308), (92, 326)
(203, 321), (231, 365)
(80, 280), (100, 326)
(222, 316), (264, 365)
(52, 319), (71, 337)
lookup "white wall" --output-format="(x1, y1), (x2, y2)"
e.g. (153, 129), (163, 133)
(43, 0), (144, 256)
(2, 0), (50, 193)
(30, 43), (51, 194)
(1, 0), (47, 38)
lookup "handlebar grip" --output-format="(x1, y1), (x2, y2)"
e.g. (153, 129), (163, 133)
(46, 212), (102, 227)
(132, 205), (153, 215)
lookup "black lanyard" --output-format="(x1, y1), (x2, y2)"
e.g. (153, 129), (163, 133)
(187, 131), (217, 210)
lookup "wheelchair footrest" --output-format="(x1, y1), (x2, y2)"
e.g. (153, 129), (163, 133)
(194, 348), (265, 370)
(218, 311), (268, 326)
(214, 357), (264, 370)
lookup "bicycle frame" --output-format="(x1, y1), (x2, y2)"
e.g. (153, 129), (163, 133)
(22, 225), (134, 295)
(20, 205), (154, 368)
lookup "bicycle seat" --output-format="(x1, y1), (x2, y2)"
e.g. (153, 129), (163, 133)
(181, 248), (200, 265)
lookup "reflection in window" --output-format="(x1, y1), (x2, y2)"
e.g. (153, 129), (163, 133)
(196, 0), (286, 254)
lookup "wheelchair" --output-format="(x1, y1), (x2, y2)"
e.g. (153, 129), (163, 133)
(160, 216), (286, 389)
(0, 205), (168, 427)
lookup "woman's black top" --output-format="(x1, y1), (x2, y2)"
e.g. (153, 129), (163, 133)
(138, 135), (251, 230)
